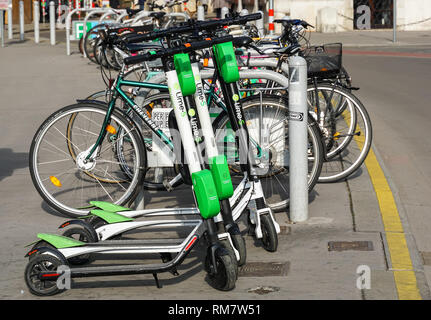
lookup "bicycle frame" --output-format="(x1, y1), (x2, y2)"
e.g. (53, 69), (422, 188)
(85, 66), (173, 161)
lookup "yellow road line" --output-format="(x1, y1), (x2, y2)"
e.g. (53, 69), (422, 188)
(338, 102), (422, 299)
(364, 148), (422, 300)
(326, 94), (421, 299)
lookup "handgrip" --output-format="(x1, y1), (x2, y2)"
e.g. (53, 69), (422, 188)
(122, 13), (262, 44)
(123, 35), (233, 65)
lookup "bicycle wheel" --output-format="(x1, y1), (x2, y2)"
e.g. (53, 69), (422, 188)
(29, 103), (146, 217)
(83, 23), (109, 64)
(213, 94), (324, 211)
(307, 84), (372, 183)
(132, 93), (181, 190)
(81, 91), (178, 191)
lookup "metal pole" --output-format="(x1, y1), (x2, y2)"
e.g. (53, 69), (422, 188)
(50, 1), (55, 45)
(220, 6), (229, 19)
(57, 0), (62, 23)
(197, 5), (204, 21)
(268, 0), (274, 35)
(0, 10), (4, 48)
(237, 0), (242, 12)
(19, 0), (24, 41)
(42, 0), (46, 23)
(34, 1), (39, 43)
(256, 10), (264, 37)
(253, 0), (258, 13)
(393, 0), (397, 42)
(7, 0), (12, 39)
(240, 9), (248, 16)
(288, 56), (308, 222)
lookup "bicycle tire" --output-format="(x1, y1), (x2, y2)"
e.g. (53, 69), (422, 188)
(29, 103), (146, 218)
(212, 94), (324, 212)
(309, 84), (372, 183)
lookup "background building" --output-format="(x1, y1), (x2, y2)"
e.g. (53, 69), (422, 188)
(268, 0), (431, 32)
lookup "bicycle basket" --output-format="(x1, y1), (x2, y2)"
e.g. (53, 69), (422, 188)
(303, 43), (342, 78)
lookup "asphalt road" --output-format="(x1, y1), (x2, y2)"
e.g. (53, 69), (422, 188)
(343, 48), (431, 284)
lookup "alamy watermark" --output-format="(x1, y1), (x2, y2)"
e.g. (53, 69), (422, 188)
(356, 265), (371, 290)
(56, 265), (71, 290)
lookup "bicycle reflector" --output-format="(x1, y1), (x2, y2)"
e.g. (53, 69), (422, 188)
(106, 125), (117, 135)
(49, 176), (62, 188)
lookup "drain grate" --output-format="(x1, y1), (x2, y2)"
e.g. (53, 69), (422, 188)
(328, 241), (374, 252)
(239, 261), (290, 277)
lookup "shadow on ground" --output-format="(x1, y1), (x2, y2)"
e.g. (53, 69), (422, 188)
(0, 148), (28, 182)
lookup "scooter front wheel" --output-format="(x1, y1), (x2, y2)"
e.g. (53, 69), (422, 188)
(205, 251), (237, 291)
(231, 233), (247, 267)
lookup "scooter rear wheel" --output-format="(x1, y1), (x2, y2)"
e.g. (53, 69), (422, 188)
(62, 227), (94, 265)
(260, 214), (278, 252)
(25, 254), (65, 296)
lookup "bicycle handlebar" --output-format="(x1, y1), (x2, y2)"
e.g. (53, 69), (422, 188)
(108, 24), (154, 36)
(274, 19), (314, 29)
(122, 12), (262, 44)
(123, 35), (233, 65)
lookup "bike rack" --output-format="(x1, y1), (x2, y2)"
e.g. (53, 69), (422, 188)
(115, 10), (130, 23)
(98, 9), (126, 23)
(130, 11), (190, 25)
(138, 65), (308, 221)
(66, 7), (121, 55)
(80, 8), (126, 57)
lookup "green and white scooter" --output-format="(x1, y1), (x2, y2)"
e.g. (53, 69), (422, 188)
(61, 37), (249, 266)
(24, 39), (239, 296)
(76, 39), (280, 256)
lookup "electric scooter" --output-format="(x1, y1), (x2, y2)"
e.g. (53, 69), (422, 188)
(24, 37), (239, 296)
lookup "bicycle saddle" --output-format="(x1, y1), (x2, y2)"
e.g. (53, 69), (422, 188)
(232, 36), (254, 48)
(149, 11), (167, 20)
(126, 8), (142, 17)
(125, 43), (163, 53)
(274, 19), (314, 29)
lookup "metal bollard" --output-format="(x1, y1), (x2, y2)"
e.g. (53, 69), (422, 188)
(393, 0), (397, 42)
(253, 0), (258, 13)
(240, 9), (248, 16)
(237, 0), (243, 12)
(220, 6), (229, 19)
(197, 5), (204, 21)
(0, 10), (4, 48)
(49, 1), (55, 45)
(288, 56), (308, 222)
(255, 10), (264, 37)
(19, 0), (24, 41)
(7, 0), (12, 39)
(34, 1), (39, 43)
(268, 0), (274, 35)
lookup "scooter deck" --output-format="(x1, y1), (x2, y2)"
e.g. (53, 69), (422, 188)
(83, 238), (184, 247)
